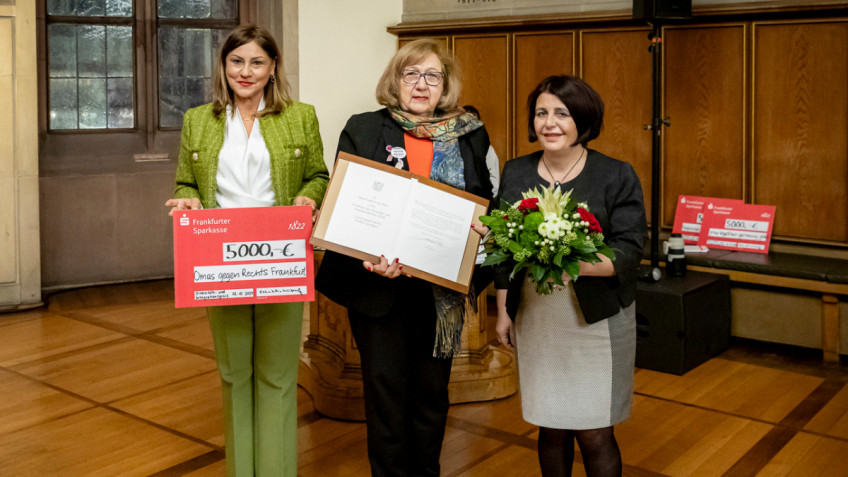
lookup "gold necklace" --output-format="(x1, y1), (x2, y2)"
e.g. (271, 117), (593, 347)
(237, 106), (257, 122)
(541, 147), (586, 187)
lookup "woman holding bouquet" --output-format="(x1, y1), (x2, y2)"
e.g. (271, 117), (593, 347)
(315, 39), (493, 476)
(493, 75), (647, 476)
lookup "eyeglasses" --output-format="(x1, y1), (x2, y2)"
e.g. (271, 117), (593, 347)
(402, 71), (444, 86)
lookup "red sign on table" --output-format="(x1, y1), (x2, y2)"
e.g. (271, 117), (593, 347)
(697, 200), (776, 254)
(672, 195), (744, 245)
(173, 206), (314, 308)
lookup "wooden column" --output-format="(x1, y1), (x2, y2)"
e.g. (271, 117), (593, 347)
(298, 252), (518, 421)
(448, 290), (519, 404)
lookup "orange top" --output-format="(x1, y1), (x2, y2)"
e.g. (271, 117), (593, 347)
(404, 133), (433, 177)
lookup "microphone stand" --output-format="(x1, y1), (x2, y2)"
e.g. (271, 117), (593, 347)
(643, 21), (667, 281)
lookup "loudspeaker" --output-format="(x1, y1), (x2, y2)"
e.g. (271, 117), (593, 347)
(635, 269), (730, 375)
(633, 0), (692, 21)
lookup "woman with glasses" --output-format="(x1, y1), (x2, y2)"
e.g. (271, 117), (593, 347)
(316, 39), (493, 476)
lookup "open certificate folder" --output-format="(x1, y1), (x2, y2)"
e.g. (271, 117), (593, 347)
(311, 152), (489, 294)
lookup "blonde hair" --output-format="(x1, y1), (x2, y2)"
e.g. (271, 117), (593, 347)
(375, 39), (462, 116)
(212, 24), (291, 117)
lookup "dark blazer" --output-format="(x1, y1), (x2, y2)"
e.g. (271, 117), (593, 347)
(495, 149), (647, 324)
(315, 108), (493, 317)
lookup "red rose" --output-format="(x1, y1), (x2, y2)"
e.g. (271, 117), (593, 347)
(577, 207), (602, 233)
(518, 198), (540, 215)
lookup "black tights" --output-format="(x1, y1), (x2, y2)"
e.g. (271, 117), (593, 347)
(537, 426), (622, 477)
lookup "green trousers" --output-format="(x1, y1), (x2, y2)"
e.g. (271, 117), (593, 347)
(207, 302), (303, 477)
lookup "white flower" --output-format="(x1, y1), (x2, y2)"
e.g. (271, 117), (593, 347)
(522, 186), (572, 217)
(538, 219), (561, 240)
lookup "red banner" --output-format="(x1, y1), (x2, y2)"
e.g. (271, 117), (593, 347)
(173, 206), (314, 308)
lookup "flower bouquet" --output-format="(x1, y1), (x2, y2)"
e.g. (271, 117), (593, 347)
(479, 187), (615, 295)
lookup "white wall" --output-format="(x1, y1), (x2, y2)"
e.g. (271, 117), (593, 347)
(1, 1), (41, 308)
(299, 0), (403, 170)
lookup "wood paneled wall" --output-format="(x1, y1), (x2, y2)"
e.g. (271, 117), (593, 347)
(513, 32), (575, 159)
(393, 8), (848, 248)
(753, 20), (848, 243)
(454, 34), (510, 163)
(581, 28), (653, 219)
(663, 24), (747, 227)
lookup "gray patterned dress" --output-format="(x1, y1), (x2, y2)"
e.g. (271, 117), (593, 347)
(515, 278), (636, 429)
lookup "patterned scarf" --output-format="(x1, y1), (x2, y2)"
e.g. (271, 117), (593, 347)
(389, 108), (484, 358)
(389, 108), (483, 189)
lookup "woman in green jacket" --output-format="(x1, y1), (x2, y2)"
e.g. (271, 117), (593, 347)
(166, 25), (328, 476)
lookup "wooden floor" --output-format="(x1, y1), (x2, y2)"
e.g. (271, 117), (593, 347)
(1, 280), (848, 476)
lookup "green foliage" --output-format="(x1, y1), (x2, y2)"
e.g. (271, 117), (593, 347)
(523, 212), (544, 235)
(481, 250), (509, 266)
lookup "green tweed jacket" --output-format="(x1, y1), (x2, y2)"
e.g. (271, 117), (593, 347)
(174, 101), (329, 209)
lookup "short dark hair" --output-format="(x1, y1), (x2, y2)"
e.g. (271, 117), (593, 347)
(526, 75), (604, 146)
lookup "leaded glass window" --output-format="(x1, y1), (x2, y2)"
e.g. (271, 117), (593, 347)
(47, 1), (133, 129)
(157, 0), (237, 128)
(157, 27), (230, 128)
(45, 0), (239, 131)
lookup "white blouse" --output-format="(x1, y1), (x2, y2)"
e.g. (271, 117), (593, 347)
(215, 98), (275, 209)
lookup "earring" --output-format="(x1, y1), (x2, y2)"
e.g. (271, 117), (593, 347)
(269, 74), (275, 84)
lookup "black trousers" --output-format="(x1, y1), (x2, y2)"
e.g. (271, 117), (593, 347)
(348, 285), (453, 477)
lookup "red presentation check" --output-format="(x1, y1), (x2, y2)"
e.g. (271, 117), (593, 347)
(697, 201), (776, 254)
(173, 206), (314, 308)
(671, 195), (743, 245)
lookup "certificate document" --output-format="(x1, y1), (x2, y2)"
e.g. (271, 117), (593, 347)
(173, 206), (315, 308)
(312, 152), (488, 294)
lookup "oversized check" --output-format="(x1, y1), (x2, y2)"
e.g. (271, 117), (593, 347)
(697, 201), (776, 254)
(671, 195), (743, 245)
(173, 206), (314, 307)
